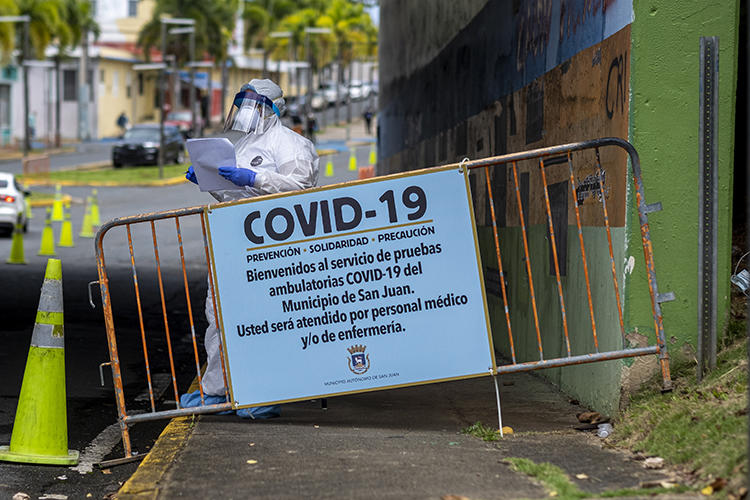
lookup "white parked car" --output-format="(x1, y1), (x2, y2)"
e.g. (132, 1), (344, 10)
(0, 172), (28, 235)
(348, 80), (371, 101)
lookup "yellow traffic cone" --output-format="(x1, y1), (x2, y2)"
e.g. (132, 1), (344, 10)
(38, 208), (56, 256)
(325, 158), (334, 177)
(369, 143), (376, 165)
(51, 184), (64, 222)
(58, 202), (74, 248)
(6, 213), (27, 264)
(0, 258), (79, 465)
(79, 197), (94, 238)
(90, 189), (101, 227)
(349, 147), (357, 171)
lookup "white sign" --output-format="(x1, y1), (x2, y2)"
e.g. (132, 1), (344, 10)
(207, 166), (496, 408)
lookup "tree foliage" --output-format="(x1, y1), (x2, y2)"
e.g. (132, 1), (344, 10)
(138, 0), (239, 64)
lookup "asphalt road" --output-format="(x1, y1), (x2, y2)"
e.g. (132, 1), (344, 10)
(0, 151), (363, 498)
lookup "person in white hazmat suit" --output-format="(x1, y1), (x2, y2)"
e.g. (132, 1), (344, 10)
(182, 79), (319, 418)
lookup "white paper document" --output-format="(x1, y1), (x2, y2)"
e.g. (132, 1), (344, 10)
(186, 138), (239, 192)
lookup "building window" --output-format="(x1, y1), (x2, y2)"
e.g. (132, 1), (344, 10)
(138, 73), (144, 95)
(126, 72), (132, 98)
(112, 70), (119, 97)
(128, 0), (138, 17)
(63, 70), (77, 101)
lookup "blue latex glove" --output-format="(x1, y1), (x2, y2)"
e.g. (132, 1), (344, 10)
(185, 165), (198, 184)
(218, 166), (256, 187)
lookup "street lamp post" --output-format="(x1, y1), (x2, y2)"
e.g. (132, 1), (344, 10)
(303, 27), (331, 138)
(169, 26), (196, 138)
(159, 17), (195, 177)
(270, 31), (293, 98)
(0, 16), (31, 155)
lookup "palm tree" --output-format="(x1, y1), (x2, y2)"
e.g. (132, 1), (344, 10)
(52, 0), (98, 146)
(242, 0), (299, 78)
(316, 0), (374, 122)
(0, 0), (20, 61)
(16, 0), (64, 59)
(16, 0), (65, 151)
(138, 0), (239, 126)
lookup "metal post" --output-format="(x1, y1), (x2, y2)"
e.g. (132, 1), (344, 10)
(159, 20), (166, 176)
(289, 38), (295, 97)
(334, 56), (340, 125)
(79, 27), (90, 141)
(305, 32), (311, 132)
(698, 36), (719, 380)
(220, 58), (228, 125)
(22, 19), (29, 154)
(346, 60), (352, 124)
(190, 32), (196, 137)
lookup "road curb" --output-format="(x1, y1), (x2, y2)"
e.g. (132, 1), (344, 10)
(115, 417), (195, 500)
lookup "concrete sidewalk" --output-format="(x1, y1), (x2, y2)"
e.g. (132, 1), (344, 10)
(117, 371), (686, 499)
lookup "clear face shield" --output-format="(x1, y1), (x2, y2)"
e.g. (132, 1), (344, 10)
(223, 90), (280, 137)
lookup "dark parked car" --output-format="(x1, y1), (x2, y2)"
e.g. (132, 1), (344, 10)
(112, 124), (185, 168)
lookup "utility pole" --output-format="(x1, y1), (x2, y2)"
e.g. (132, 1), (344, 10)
(189, 31), (196, 136)
(303, 27), (331, 136)
(22, 18), (30, 154)
(159, 17), (195, 176)
(159, 20), (166, 174)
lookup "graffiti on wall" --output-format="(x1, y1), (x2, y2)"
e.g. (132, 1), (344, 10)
(605, 53), (627, 119)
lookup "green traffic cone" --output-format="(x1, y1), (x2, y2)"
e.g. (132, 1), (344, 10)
(6, 213), (27, 264)
(90, 189), (101, 227)
(51, 184), (63, 222)
(0, 258), (79, 465)
(325, 159), (334, 177)
(78, 198), (94, 238)
(38, 208), (56, 256)
(58, 203), (74, 248)
(349, 147), (357, 171)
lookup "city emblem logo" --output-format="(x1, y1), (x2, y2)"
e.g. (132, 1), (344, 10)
(347, 344), (370, 375)
(251, 155), (263, 166)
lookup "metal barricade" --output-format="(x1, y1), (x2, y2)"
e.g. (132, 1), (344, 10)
(95, 137), (671, 461)
(457, 137), (672, 388)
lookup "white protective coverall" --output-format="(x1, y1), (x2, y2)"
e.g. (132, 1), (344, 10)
(201, 106), (319, 396)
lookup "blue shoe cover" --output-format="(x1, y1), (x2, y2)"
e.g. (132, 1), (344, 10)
(179, 389), (234, 415)
(237, 405), (281, 420)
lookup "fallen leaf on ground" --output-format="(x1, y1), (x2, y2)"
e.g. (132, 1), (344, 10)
(441, 495), (470, 500)
(576, 411), (601, 423)
(643, 457), (664, 469)
(247, 459), (258, 464)
(702, 485), (714, 496)
(708, 478), (727, 492)
(501, 426), (514, 435)
(549, 491), (558, 497)
(575, 473), (589, 479)
(101, 469), (112, 475)
(248, 443), (255, 447)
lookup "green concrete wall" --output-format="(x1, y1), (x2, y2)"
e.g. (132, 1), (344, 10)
(479, 225), (627, 416)
(628, 1), (740, 361)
